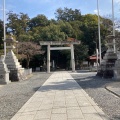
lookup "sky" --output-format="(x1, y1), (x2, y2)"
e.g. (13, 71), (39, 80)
(0, 0), (120, 20)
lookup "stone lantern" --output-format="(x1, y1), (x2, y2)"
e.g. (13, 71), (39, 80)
(97, 35), (117, 78)
(5, 35), (26, 81)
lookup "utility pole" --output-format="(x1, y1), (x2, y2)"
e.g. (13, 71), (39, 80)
(112, 0), (116, 53)
(97, 0), (102, 64)
(3, 0), (6, 57)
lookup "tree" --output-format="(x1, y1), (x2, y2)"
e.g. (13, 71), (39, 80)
(69, 20), (83, 40)
(18, 33), (33, 42)
(74, 44), (88, 63)
(38, 23), (67, 41)
(19, 13), (30, 32)
(55, 7), (81, 21)
(80, 14), (108, 55)
(7, 12), (30, 39)
(29, 14), (49, 29)
(59, 20), (76, 38)
(18, 42), (44, 68)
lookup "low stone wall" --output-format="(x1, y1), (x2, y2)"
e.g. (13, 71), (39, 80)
(114, 59), (120, 80)
(9, 68), (25, 81)
(90, 66), (97, 72)
(24, 68), (32, 76)
(9, 68), (32, 81)
(114, 69), (120, 80)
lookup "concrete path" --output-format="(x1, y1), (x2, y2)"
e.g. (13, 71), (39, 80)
(11, 71), (109, 120)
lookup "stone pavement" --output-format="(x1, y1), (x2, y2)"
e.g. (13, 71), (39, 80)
(0, 85), (3, 87)
(11, 71), (109, 120)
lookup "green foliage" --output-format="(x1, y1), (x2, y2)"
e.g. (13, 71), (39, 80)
(58, 21), (76, 38)
(69, 21), (83, 39)
(7, 11), (30, 39)
(38, 24), (66, 41)
(18, 33), (33, 41)
(82, 14), (98, 26)
(80, 14), (110, 55)
(29, 14), (49, 29)
(74, 44), (88, 62)
(55, 7), (81, 21)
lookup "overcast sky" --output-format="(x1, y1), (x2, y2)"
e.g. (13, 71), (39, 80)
(0, 0), (120, 20)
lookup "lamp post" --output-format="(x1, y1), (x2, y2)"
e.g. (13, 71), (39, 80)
(97, 0), (102, 64)
(112, 0), (116, 53)
(3, 0), (6, 57)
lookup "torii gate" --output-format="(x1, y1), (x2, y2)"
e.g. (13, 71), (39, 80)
(39, 41), (80, 73)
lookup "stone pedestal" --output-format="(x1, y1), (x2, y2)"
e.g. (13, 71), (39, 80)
(0, 55), (10, 84)
(5, 50), (27, 81)
(114, 60), (120, 80)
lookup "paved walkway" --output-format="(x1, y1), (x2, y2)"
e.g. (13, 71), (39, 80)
(11, 71), (109, 120)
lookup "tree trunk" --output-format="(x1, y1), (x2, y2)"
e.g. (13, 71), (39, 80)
(26, 56), (30, 68)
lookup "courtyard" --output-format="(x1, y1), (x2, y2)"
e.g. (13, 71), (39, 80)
(0, 71), (119, 120)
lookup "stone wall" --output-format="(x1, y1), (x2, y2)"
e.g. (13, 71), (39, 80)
(114, 59), (120, 80)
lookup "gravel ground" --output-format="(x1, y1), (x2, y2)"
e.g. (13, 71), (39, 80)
(0, 72), (52, 120)
(71, 71), (120, 120)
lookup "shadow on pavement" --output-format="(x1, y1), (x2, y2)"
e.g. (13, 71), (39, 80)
(34, 79), (81, 92)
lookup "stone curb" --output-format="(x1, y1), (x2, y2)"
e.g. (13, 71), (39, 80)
(105, 86), (120, 98)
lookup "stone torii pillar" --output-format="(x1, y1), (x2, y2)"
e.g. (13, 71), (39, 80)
(47, 44), (50, 73)
(71, 44), (75, 72)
